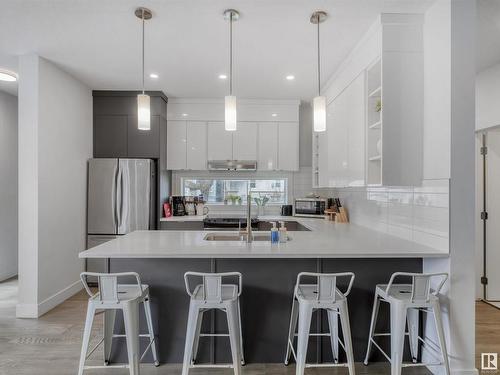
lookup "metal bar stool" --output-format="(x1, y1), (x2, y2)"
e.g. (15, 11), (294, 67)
(182, 271), (245, 375)
(363, 272), (450, 375)
(78, 272), (159, 375)
(284, 272), (356, 375)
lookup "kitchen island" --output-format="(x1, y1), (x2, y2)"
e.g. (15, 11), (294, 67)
(79, 218), (448, 365)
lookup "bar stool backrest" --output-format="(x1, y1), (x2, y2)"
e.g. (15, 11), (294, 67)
(80, 272), (143, 303)
(184, 272), (242, 303)
(385, 272), (448, 303)
(295, 272), (355, 303)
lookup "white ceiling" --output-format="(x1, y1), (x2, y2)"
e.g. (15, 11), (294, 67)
(0, 0), (435, 99)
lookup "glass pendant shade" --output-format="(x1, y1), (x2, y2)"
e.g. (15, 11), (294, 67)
(137, 94), (151, 131)
(313, 95), (326, 132)
(225, 95), (237, 131)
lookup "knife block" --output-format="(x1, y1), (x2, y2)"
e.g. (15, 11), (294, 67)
(335, 207), (349, 223)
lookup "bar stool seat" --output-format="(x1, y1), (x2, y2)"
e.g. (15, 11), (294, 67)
(192, 284), (238, 302)
(89, 284), (148, 303)
(296, 284), (345, 301)
(364, 272), (450, 375)
(78, 272), (159, 375)
(284, 272), (356, 375)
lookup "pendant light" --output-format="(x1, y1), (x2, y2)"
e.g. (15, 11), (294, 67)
(223, 9), (239, 131)
(135, 7), (152, 131)
(311, 11), (327, 132)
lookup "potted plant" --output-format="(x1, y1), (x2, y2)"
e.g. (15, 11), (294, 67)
(254, 196), (270, 216)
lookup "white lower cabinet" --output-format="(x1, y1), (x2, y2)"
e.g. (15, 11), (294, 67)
(278, 122), (299, 171)
(233, 122), (258, 160)
(186, 121), (207, 170)
(257, 123), (278, 170)
(207, 121), (232, 160)
(167, 120), (187, 170)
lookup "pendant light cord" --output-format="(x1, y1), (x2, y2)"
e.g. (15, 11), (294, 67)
(142, 10), (145, 94)
(317, 17), (321, 96)
(229, 12), (233, 96)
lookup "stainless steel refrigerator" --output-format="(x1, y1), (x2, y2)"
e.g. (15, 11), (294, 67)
(86, 158), (155, 274)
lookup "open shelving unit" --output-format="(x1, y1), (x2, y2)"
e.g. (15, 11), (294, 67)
(366, 58), (382, 185)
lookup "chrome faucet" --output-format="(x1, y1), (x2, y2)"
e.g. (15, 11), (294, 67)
(246, 190), (253, 242)
(239, 188), (253, 243)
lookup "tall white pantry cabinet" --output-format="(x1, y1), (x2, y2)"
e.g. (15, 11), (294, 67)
(313, 13), (424, 188)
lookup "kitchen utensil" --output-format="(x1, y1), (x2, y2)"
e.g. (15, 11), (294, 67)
(281, 205), (293, 216)
(196, 203), (209, 216)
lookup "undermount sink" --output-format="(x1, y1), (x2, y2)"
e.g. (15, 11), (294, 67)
(203, 233), (288, 242)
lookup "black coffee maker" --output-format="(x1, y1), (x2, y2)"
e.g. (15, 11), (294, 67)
(170, 196), (186, 216)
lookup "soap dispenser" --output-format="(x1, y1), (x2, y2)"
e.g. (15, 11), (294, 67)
(279, 221), (288, 243)
(271, 222), (279, 244)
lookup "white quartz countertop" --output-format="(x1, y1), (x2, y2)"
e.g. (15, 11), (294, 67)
(79, 216), (448, 259)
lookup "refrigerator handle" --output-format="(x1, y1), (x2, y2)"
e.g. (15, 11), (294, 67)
(116, 164), (123, 231)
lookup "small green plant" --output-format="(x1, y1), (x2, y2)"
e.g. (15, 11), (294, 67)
(375, 99), (382, 113)
(253, 196), (270, 206)
(226, 194), (240, 204)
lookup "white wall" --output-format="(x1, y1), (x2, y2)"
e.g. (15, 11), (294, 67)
(0, 91), (18, 281)
(423, 0), (476, 373)
(476, 63), (500, 131)
(17, 54), (92, 318)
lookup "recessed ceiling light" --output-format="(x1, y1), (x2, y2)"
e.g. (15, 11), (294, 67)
(272, 113), (278, 117)
(219, 74), (227, 80)
(0, 69), (18, 82)
(286, 75), (295, 81)
(182, 113), (188, 117)
(149, 73), (159, 79)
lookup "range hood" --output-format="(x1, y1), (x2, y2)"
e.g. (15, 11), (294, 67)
(207, 160), (257, 171)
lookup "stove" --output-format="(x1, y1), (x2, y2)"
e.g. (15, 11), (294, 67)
(203, 217), (260, 230)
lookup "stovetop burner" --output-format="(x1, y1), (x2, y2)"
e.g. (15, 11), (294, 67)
(203, 216), (260, 228)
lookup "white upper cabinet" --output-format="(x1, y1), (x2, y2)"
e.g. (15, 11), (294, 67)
(314, 131), (329, 187)
(278, 122), (299, 171)
(258, 122), (278, 171)
(326, 72), (365, 187)
(186, 121), (207, 170)
(313, 13), (423, 187)
(233, 122), (258, 160)
(207, 121), (232, 160)
(166, 100), (300, 171)
(167, 120), (187, 170)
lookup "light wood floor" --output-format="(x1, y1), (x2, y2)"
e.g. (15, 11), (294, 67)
(475, 300), (500, 369)
(4, 279), (496, 374)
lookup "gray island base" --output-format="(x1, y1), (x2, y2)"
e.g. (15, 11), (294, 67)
(107, 257), (422, 365)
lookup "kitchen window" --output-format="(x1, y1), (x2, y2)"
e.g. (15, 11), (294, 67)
(182, 178), (287, 205)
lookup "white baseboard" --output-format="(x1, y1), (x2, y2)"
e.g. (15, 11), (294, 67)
(16, 303), (38, 318)
(16, 280), (82, 318)
(0, 271), (18, 282)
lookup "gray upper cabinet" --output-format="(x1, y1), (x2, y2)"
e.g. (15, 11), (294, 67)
(127, 115), (160, 158)
(93, 91), (167, 159)
(94, 115), (128, 158)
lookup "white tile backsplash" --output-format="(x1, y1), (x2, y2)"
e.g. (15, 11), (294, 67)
(316, 179), (449, 251)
